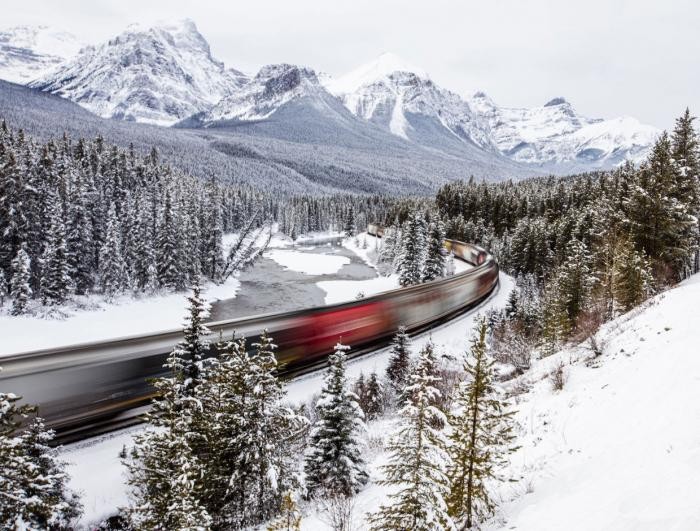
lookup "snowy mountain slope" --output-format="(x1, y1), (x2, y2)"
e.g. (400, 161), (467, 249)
(30, 19), (248, 126)
(2, 79), (527, 194)
(470, 93), (659, 168)
(327, 53), (496, 152)
(0, 25), (84, 83)
(487, 274), (700, 530)
(329, 53), (659, 169)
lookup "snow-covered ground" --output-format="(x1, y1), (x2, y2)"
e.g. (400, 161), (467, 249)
(485, 273), (700, 531)
(0, 278), (240, 356)
(265, 249), (350, 275)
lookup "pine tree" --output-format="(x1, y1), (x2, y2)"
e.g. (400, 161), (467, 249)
(0, 269), (6, 307)
(613, 237), (653, 312)
(423, 220), (446, 282)
(367, 345), (454, 531)
(553, 239), (595, 330)
(446, 319), (517, 529)
(363, 372), (384, 421)
(126, 287), (212, 529)
(397, 213), (427, 286)
(445, 251), (456, 277)
(386, 326), (412, 397)
(10, 247), (32, 315)
(0, 380), (82, 529)
(304, 342), (368, 498)
(65, 181), (93, 295)
(40, 194), (70, 305)
(98, 203), (128, 298)
(267, 492), (302, 531)
(344, 206), (357, 237)
(156, 189), (182, 290)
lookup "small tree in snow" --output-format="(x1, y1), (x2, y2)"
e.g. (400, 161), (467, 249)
(267, 491), (302, 531)
(367, 346), (454, 531)
(304, 342), (368, 498)
(446, 319), (518, 529)
(386, 326), (412, 398)
(0, 377), (82, 529)
(397, 212), (427, 286)
(423, 221), (446, 282)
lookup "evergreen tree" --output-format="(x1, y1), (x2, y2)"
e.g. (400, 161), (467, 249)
(397, 212), (427, 286)
(98, 203), (128, 298)
(344, 206), (357, 237)
(0, 270), (6, 306)
(367, 345), (454, 531)
(386, 326), (412, 397)
(446, 319), (517, 529)
(126, 287), (211, 529)
(613, 237), (653, 312)
(40, 194), (70, 305)
(10, 247), (32, 315)
(65, 181), (93, 295)
(175, 279), (210, 397)
(363, 372), (384, 421)
(553, 239), (595, 330)
(423, 221), (446, 282)
(0, 381), (82, 529)
(445, 251), (456, 277)
(156, 189), (183, 290)
(304, 342), (368, 498)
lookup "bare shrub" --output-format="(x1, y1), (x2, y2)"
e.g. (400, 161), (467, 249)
(491, 320), (533, 375)
(319, 495), (356, 531)
(549, 361), (567, 391)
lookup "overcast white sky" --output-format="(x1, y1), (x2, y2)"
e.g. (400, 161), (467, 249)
(6, 0), (699, 128)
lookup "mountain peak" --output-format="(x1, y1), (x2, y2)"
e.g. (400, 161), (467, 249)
(544, 97), (569, 107)
(327, 52), (428, 95)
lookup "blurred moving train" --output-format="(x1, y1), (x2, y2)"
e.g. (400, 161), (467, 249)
(0, 226), (499, 441)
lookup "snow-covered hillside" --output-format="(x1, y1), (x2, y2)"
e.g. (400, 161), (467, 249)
(199, 64), (330, 123)
(326, 52), (495, 148)
(0, 25), (83, 83)
(489, 274), (700, 530)
(31, 19), (248, 125)
(330, 53), (660, 168)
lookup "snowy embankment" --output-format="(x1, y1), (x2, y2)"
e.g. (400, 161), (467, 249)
(486, 273), (700, 531)
(0, 278), (240, 356)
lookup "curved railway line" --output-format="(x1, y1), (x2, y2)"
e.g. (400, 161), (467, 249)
(0, 226), (499, 443)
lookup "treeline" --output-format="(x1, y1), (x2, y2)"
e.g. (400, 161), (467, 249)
(434, 110), (699, 354)
(0, 120), (273, 313)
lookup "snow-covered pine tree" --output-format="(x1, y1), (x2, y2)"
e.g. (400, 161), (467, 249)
(367, 343), (454, 531)
(376, 226), (399, 276)
(156, 189), (183, 291)
(363, 372), (384, 421)
(553, 238), (595, 331)
(267, 491), (302, 531)
(0, 378), (82, 529)
(66, 178), (93, 295)
(423, 220), (446, 282)
(0, 269), (6, 306)
(344, 206), (357, 237)
(385, 326), (412, 398)
(10, 247), (32, 315)
(98, 203), (128, 298)
(304, 342), (368, 498)
(229, 330), (306, 526)
(126, 286), (211, 529)
(397, 212), (427, 287)
(446, 319), (517, 529)
(613, 237), (653, 312)
(40, 193), (70, 305)
(176, 278), (210, 397)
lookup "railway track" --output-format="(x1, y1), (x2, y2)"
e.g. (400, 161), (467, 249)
(0, 229), (499, 444)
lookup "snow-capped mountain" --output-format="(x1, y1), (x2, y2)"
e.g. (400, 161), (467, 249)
(326, 52), (495, 151)
(0, 25), (84, 83)
(469, 93), (658, 167)
(31, 19), (248, 126)
(200, 63), (328, 123)
(330, 53), (659, 169)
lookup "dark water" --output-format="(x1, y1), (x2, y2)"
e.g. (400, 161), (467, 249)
(209, 239), (377, 321)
